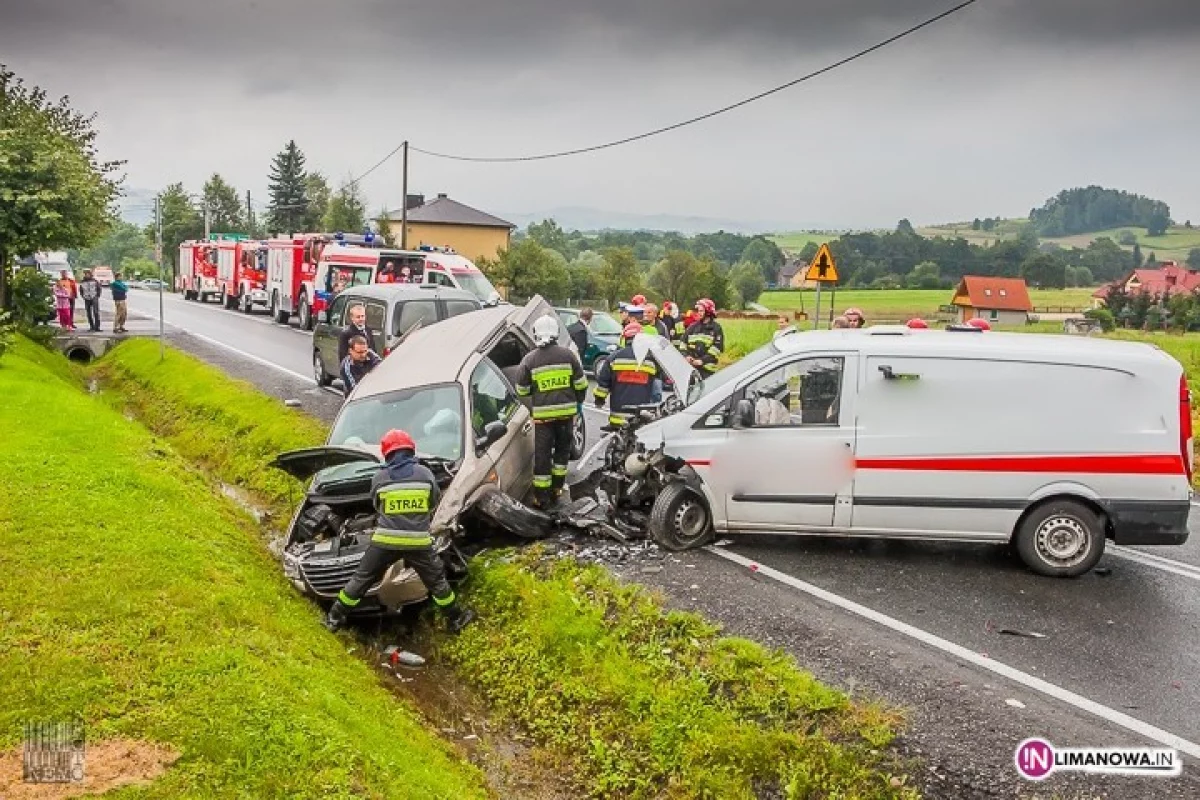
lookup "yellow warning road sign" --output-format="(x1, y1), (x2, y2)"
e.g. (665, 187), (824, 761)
(805, 243), (839, 283)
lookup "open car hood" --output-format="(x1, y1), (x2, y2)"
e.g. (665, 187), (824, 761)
(270, 445), (382, 481)
(631, 333), (699, 406)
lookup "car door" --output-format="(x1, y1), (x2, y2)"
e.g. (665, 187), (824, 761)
(510, 296), (570, 349)
(713, 354), (857, 531)
(388, 298), (440, 351)
(362, 300), (387, 354)
(468, 356), (534, 495)
(317, 293), (352, 373)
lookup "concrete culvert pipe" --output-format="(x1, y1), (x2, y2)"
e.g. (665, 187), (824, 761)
(65, 347), (94, 364)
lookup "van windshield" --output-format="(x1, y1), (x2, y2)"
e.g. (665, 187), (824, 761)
(453, 272), (499, 302)
(327, 266), (374, 291)
(692, 339), (781, 403)
(330, 384), (465, 462)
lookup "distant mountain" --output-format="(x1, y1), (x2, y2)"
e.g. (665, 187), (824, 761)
(498, 206), (792, 235)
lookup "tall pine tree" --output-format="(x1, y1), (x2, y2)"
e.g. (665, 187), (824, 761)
(266, 141), (310, 234)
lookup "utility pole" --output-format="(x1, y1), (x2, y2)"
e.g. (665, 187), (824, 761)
(155, 194), (165, 362)
(400, 140), (409, 250)
(203, 204), (211, 240)
(246, 190), (253, 235)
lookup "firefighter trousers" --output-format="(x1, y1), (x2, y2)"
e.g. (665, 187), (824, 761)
(334, 543), (456, 612)
(533, 417), (574, 505)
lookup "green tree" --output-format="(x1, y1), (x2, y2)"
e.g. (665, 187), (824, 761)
(0, 65), (123, 308)
(1131, 243), (1143, 267)
(906, 260), (941, 289)
(1079, 237), (1129, 282)
(796, 242), (820, 266)
(729, 261), (766, 306)
(323, 181), (367, 233)
(1188, 248), (1200, 269)
(305, 172), (331, 231)
(971, 218), (982, 231)
(739, 237), (785, 285)
(373, 207), (393, 245)
(1146, 212), (1170, 237)
(77, 221), (151, 269)
(1118, 230), (1138, 246)
(479, 239), (570, 304)
(896, 218), (916, 236)
(202, 173), (245, 233)
(153, 183), (203, 278)
(526, 219), (573, 259)
(265, 140), (309, 233)
(1020, 253), (1068, 289)
(597, 247), (643, 309)
(1073, 265), (1094, 287)
(648, 250), (702, 306)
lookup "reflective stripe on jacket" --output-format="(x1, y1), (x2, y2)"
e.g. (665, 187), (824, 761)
(595, 346), (659, 423)
(370, 451), (440, 548)
(515, 344), (588, 421)
(684, 318), (724, 374)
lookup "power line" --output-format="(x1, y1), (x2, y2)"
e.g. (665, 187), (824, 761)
(407, 0), (981, 163)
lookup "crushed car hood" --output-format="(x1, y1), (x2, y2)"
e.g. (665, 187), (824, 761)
(631, 333), (699, 405)
(270, 445), (382, 481)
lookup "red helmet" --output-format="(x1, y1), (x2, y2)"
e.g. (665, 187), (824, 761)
(695, 298), (717, 317)
(631, 294), (647, 306)
(623, 321), (643, 340)
(966, 318), (991, 331)
(380, 429), (417, 458)
(906, 318), (929, 329)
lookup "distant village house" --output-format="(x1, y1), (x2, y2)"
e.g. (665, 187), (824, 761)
(1091, 261), (1200, 309)
(950, 276), (1034, 325)
(384, 194), (515, 264)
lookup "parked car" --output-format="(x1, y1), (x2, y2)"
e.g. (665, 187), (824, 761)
(135, 278), (166, 291)
(272, 296), (583, 617)
(618, 325), (1192, 577)
(555, 307), (622, 374)
(93, 266), (114, 287)
(311, 284), (483, 387)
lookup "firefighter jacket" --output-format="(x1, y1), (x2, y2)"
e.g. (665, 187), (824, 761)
(617, 319), (669, 348)
(594, 346), (660, 426)
(683, 317), (724, 375)
(514, 344), (589, 422)
(370, 450), (441, 549)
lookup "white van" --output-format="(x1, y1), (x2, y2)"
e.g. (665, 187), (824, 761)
(637, 326), (1193, 577)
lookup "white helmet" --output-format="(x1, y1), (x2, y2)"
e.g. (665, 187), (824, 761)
(533, 314), (559, 347)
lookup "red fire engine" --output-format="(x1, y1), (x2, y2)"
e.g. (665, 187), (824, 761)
(177, 240), (220, 301)
(267, 232), (383, 329)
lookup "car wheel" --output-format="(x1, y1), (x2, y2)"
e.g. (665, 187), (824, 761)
(298, 295), (313, 330)
(240, 292), (253, 314)
(272, 292), (289, 325)
(313, 350), (332, 387)
(222, 290), (235, 309)
(1014, 499), (1106, 577)
(570, 412), (586, 461)
(649, 482), (713, 551)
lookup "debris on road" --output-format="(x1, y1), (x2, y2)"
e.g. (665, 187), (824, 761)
(998, 628), (1047, 639)
(284, 398), (302, 408)
(382, 645), (426, 669)
(1005, 698), (1026, 709)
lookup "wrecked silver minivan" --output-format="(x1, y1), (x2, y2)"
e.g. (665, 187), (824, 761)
(271, 296), (581, 615)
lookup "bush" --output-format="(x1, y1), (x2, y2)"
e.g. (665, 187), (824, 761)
(9, 266), (54, 327)
(0, 312), (15, 359)
(1084, 307), (1115, 332)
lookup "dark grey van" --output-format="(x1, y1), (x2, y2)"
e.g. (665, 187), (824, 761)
(312, 284), (481, 386)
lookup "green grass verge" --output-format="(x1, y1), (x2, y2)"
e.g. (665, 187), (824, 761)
(441, 549), (913, 799)
(87, 340), (914, 798)
(0, 339), (488, 798)
(93, 338), (328, 511)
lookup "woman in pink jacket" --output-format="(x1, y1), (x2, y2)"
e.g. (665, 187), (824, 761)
(53, 281), (75, 329)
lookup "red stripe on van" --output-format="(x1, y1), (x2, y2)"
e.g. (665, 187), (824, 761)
(854, 454), (1185, 475)
(686, 459), (712, 467)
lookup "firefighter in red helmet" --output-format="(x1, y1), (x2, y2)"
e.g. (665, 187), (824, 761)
(324, 429), (475, 633)
(682, 298), (724, 375)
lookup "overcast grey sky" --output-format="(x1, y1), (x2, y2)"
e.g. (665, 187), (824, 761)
(3, 0), (1198, 230)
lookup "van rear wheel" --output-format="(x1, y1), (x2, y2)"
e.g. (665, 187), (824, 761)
(649, 482), (713, 551)
(1015, 499), (1105, 577)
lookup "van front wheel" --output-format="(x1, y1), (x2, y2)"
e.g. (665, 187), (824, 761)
(1015, 500), (1105, 578)
(649, 482), (713, 551)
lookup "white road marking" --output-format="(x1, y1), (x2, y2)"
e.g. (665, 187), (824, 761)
(176, 330), (316, 385)
(1109, 546), (1200, 582)
(706, 546), (1200, 760)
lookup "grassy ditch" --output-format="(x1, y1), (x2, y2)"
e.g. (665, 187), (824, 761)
(0, 338), (488, 798)
(91, 339), (916, 798)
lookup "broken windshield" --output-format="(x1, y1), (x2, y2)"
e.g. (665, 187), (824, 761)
(329, 383), (465, 462)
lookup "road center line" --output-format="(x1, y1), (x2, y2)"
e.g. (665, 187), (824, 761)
(706, 545), (1200, 760)
(1108, 545), (1200, 582)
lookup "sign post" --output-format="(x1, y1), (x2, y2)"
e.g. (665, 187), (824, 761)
(804, 243), (839, 329)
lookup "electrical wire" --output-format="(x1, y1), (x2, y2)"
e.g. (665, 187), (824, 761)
(407, 0), (981, 163)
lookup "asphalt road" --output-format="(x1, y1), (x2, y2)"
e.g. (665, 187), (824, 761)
(111, 289), (1200, 796)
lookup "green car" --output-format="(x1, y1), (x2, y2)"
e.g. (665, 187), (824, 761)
(556, 307), (622, 374)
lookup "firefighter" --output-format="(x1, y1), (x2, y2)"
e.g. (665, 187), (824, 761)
(594, 322), (660, 427)
(514, 315), (590, 508)
(324, 429), (475, 633)
(682, 298), (725, 376)
(660, 301), (683, 341)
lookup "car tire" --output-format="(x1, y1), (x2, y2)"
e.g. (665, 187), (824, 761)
(272, 292), (289, 325)
(570, 412), (586, 461)
(298, 294), (313, 331)
(222, 289), (235, 310)
(649, 482), (713, 551)
(313, 350), (332, 387)
(1014, 499), (1106, 578)
(473, 489), (553, 540)
(240, 292), (253, 314)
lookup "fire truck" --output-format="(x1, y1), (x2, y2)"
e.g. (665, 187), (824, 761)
(263, 233), (380, 329)
(177, 240), (220, 301)
(230, 240), (269, 313)
(313, 244), (502, 313)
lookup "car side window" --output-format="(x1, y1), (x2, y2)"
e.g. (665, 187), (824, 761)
(445, 299), (480, 319)
(741, 357), (845, 427)
(327, 294), (350, 327)
(392, 299), (438, 337)
(469, 359), (519, 437)
(428, 270), (455, 287)
(363, 302), (387, 337)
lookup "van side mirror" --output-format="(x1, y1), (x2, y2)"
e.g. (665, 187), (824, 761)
(732, 398), (755, 429)
(476, 420), (508, 451)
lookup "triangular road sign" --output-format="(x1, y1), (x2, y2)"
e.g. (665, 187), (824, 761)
(805, 243), (839, 283)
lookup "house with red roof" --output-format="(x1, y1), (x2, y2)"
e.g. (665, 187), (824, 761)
(950, 276), (1034, 326)
(1091, 261), (1200, 309)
